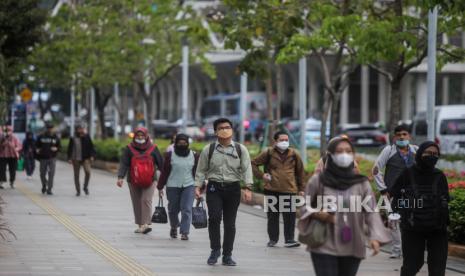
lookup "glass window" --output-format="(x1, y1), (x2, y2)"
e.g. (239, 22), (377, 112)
(201, 99), (220, 117)
(440, 119), (465, 135)
(225, 99), (238, 116)
(415, 120), (428, 136)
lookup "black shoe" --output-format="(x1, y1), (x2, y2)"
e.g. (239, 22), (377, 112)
(83, 188), (89, 195)
(207, 250), (221, 265)
(222, 256), (237, 266)
(41, 187), (46, 194)
(0, 184), (4, 189)
(142, 227), (152, 234)
(181, 234), (189, 241)
(47, 190), (53, 195)
(284, 240), (300, 248)
(267, 240), (277, 247)
(170, 228), (177, 239)
(76, 192), (81, 197)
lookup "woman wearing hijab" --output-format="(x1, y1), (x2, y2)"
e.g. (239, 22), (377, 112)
(390, 141), (450, 276)
(300, 137), (390, 276)
(0, 125), (22, 189)
(117, 127), (163, 234)
(157, 134), (199, 240)
(22, 132), (36, 180)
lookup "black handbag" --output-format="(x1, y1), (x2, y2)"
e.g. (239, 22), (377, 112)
(192, 197), (208, 229)
(151, 197), (168, 224)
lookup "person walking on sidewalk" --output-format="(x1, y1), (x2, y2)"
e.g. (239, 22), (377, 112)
(117, 127), (163, 234)
(157, 134), (199, 241)
(251, 130), (305, 248)
(195, 118), (253, 266)
(372, 124), (418, 259)
(0, 126), (22, 189)
(22, 132), (36, 180)
(300, 137), (390, 276)
(390, 141), (450, 276)
(67, 125), (96, 196)
(36, 123), (61, 195)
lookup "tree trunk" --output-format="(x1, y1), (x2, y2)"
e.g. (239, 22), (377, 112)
(320, 91), (333, 157)
(137, 81), (154, 136)
(330, 93), (341, 139)
(94, 86), (112, 139)
(132, 82), (140, 129)
(388, 79), (402, 135)
(265, 65), (275, 145)
(276, 64), (283, 123)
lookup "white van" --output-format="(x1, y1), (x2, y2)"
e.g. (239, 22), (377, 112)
(412, 105), (465, 154)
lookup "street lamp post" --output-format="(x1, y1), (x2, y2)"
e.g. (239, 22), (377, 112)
(299, 57), (307, 166)
(239, 73), (247, 144)
(426, 6), (438, 141)
(181, 37), (189, 133)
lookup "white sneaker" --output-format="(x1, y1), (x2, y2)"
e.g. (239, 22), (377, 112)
(134, 226), (143, 234)
(389, 252), (401, 259)
(0, 182), (4, 189)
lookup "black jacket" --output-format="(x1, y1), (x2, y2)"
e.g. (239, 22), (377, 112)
(67, 135), (96, 160)
(36, 133), (61, 159)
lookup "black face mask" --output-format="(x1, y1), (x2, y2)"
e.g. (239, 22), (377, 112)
(421, 155), (439, 168)
(174, 144), (190, 157)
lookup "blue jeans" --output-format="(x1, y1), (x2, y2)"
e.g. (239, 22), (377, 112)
(166, 185), (195, 235)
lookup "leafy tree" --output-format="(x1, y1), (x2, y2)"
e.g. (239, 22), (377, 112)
(277, 0), (361, 154)
(0, 0), (46, 124)
(221, 0), (303, 143)
(30, 0), (214, 138)
(353, 0), (465, 133)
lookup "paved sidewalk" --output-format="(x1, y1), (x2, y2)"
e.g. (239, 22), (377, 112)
(0, 161), (463, 276)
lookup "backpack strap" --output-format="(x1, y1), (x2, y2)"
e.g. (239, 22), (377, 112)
(208, 142), (243, 170)
(264, 148), (272, 173)
(234, 142), (242, 160)
(207, 143), (216, 170)
(128, 144), (156, 157)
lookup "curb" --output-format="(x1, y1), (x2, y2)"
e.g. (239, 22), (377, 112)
(449, 243), (465, 259)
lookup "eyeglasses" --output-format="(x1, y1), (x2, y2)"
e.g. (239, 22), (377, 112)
(217, 126), (232, 131)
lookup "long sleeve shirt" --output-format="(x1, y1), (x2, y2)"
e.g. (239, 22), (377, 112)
(372, 144), (417, 192)
(194, 141), (254, 189)
(299, 175), (391, 259)
(251, 147), (305, 194)
(0, 134), (22, 158)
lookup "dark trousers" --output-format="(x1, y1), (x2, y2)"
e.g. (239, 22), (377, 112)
(310, 252), (361, 276)
(264, 189), (296, 243)
(24, 155), (35, 176)
(206, 181), (241, 256)
(0, 157), (17, 183)
(72, 159), (91, 192)
(39, 158), (56, 191)
(400, 229), (448, 276)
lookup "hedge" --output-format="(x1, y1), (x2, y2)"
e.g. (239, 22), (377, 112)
(60, 138), (465, 244)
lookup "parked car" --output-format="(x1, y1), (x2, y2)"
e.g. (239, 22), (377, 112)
(412, 105), (465, 154)
(286, 118), (329, 148)
(153, 119), (205, 141)
(339, 124), (388, 147)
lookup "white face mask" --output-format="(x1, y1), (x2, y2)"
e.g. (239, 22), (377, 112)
(276, 141), (290, 151)
(331, 153), (354, 168)
(135, 138), (146, 144)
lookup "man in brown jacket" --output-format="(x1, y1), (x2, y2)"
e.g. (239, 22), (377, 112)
(252, 131), (305, 248)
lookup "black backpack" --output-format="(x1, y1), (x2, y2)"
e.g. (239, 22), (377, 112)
(398, 169), (449, 231)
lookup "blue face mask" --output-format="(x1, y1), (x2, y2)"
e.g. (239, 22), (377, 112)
(395, 140), (410, 148)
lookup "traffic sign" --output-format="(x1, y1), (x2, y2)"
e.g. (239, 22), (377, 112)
(20, 87), (32, 102)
